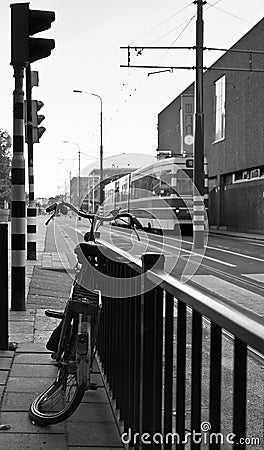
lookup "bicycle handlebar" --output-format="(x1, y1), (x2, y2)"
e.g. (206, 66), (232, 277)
(45, 201), (142, 232)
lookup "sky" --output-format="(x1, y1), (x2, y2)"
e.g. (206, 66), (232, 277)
(1, 0), (264, 197)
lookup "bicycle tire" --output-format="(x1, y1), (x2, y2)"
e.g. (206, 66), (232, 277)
(29, 318), (85, 425)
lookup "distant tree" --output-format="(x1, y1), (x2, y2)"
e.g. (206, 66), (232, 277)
(0, 129), (12, 208)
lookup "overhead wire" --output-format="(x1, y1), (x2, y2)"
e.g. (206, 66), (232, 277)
(129, 2), (193, 46)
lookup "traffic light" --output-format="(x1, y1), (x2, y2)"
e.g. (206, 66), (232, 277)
(11, 3), (55, 67)
(32, 100), (46, 143)
(24, 100), (46, 143)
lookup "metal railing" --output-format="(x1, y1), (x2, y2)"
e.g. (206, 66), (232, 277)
(96, 244), (264, 449)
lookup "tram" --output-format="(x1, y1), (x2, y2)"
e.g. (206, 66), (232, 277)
(104, 156), (197, 233)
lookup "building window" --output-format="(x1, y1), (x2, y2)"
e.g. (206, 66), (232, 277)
(214, 75), (226, 142)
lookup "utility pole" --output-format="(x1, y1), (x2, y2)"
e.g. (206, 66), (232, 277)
(193, 0), (205, 249)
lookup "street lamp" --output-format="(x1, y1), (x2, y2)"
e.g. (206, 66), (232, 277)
(73, 90), (104, 206)
(63, 140), (81, 209)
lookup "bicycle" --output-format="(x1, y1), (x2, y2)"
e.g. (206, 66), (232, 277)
(28, 201), (141, 425)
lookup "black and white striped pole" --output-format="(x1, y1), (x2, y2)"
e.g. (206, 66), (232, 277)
(26, 66), (38, 260)
(193, 0), (205, 249)
(10, 3), (55, 308)
(11, 65), (26, 311)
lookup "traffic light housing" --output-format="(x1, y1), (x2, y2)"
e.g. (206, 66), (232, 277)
(32, 100), (45, 143)
(25, 100), (46, 143)
(11, 3), (55, 67)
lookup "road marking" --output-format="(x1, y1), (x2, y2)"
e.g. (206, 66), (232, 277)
(107, 227), (236, 268)
(190, 275), (263, 317)
(180, 250), (236, 267)
(248, 242), (264, 247)
(155, 234), (264, 264)
(242, 273), (264, 283)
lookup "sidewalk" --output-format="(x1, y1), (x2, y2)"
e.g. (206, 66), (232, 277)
(0, 217), (123, 450)
(210, 226), (264, 240)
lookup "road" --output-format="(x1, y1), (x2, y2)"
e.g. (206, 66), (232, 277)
(52, 216), (264, 323)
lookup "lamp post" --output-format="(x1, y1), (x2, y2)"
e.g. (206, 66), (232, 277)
(63, 141), (81, 208)
(73, 90), (104, 206)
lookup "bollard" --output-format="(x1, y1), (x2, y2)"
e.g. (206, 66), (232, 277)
(0, 223), (9, 350)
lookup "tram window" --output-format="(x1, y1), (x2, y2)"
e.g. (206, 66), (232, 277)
(260, 168), (264, 177)
(234, 172), (243, 182)
(175, 171), (193, 195)
(121, 183), (128, 200)
(160, 170), (172, 196)
(152, 174), (161, 195)
(161, 170), (172, 184)
(250, 169), (260, 179)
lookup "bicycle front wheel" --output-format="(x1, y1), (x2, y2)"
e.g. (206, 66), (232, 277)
(29, 359), (84, 425)
(29, 328), (85, 425)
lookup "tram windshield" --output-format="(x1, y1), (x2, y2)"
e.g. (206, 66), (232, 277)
(174, 168), (193, 196)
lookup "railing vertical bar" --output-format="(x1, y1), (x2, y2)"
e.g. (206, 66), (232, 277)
(191, 309), (202, 450)
(233, 338), (247, 448)
(123, 265), (131, 429)
(112, 262), (119, 405)
(141, 253), (164, 449)
(176, 300), (187, 449)
(209, 322), (222, 449)
(164, 292), (174, 449)
(133, 291), (141, 446)
(115, 261), (123, 412)
(154, 285), (163, 434)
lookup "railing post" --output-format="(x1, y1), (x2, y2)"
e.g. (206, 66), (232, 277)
(140, 252), (164, 449)
(0, 223), (9, 350)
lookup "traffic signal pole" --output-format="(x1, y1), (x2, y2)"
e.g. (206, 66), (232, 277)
(11, 65), (26, 310)
(10, 2), (55, 309)
(193, 0), (205, 249)
(26, 64), (37, 260)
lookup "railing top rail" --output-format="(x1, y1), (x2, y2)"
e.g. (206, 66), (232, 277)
(148, 268), (264, 355)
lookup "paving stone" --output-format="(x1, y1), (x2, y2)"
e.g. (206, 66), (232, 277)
(0, 411), (65, 433)
(29, 287), (69, 298)
(13, 353), (53, 365)
(0, 385), (5, 399)
(9, 322), (34, 333)
(66, 422), (122, 447)
(0, 351), (14, 358)
(90, 373), (104, 387)
(0, 434), (67, 450)
(35, 316), (60, 330)
(9, 310), (35, 321)
(66, 402), (115, 423)
(1, 391), (40, 411)
(10, 364), (57, 378)
(0, 358), (12, 370)
(9, 334), (34, 343)
(6, 377), (53, 393)
(0, 371), (9, 385)
(82, 387), (109, 404)
(16, 343), (48, 353)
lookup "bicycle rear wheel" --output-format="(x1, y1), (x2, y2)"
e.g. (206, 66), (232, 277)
(29, 323), (84, 425)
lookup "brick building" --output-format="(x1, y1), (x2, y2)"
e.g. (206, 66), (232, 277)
(158, 18), (264, 233)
